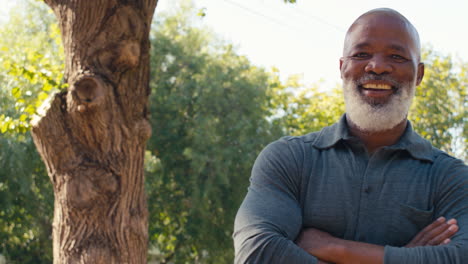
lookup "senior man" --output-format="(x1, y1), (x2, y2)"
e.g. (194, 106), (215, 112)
(233, 8), (468, 264)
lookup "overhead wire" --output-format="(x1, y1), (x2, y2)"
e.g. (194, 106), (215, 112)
(220, 0), (296, 30)
(290, 7), (346, 33)
(219, 0), (345, 34)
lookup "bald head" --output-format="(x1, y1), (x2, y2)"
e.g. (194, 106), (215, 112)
(344, 8), (421, 60)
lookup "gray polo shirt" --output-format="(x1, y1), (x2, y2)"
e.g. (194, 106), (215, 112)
(233, 115), (468, 263)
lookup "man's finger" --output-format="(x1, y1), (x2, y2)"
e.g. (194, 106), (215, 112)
(420, 218), (457, 243)
(427, 224), (458, 245)
(406, 217), (459, 247)
(413, 217), (446, 243)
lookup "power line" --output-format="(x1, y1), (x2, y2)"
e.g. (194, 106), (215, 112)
(220, 0), (295, 30)
(290, 7), (346, 33)
(220, 0), (345, 34)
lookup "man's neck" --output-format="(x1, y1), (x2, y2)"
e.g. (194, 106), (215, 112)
(346, 116), (408, 154)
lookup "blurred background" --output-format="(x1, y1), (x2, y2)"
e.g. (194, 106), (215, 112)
(0, 0), (466, 263)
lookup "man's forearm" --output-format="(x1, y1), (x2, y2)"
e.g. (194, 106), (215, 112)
(235, 228), (319, 264)
(296, 228), (383, 264)
(330, 238), (384, 264)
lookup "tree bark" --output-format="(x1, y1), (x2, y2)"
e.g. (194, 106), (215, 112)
(31, 0), (158, 263)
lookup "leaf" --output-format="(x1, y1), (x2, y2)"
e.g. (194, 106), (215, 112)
(0, 121), (7, 133)
(197, 8), (206, 17)
(2, 60), (11, 70)
(25, 105), (36, 115)
(19, 114), (28, 122)
(11, 87), (22, 98)
(38, 91), (48, 101)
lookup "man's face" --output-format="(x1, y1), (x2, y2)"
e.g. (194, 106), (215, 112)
(339, 13), (424, 132)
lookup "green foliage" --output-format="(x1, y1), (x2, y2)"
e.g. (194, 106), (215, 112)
(0, 135), (53, 264)
(146, 3), (282, 263)
(410, 48), (467, 159)
(0, 0), (65, 135)
(0, 1), (58, 262)
(268, 72), (345, 135)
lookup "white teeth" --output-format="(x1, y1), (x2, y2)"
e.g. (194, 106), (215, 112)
(362, 84), (392, 90)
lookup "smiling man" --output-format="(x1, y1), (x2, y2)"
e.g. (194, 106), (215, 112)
(233, 8), (468, 264)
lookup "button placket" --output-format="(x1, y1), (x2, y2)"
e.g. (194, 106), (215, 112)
(350, 149), (372, 241)
(354, 153), (378, 242)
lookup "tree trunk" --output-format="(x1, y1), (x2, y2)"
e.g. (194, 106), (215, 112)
(31, 1), (158, 263)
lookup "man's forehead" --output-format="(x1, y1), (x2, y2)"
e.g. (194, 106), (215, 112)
(352, 8), (411, 26)
(352, 42), (408, 52)
(349, 12), (411, 35)
(343, 8), (421, 55)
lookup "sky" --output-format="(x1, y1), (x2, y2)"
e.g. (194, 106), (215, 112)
(1, 0), (467, 91)
(155, 0), (468, 90)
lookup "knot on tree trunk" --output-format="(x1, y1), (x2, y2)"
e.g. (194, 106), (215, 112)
(73, 244), (117, 264)
(135, 119), (152, 143)
(114, 40), (141, 70)
(85, 6), (144, 80)
(69, 75), (105, 113)
(94, 40), (142, 75)
(66, 163), (119, 209)
(65, 74), (124, 154)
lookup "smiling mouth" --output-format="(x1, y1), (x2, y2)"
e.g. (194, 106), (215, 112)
(357, 82), (396, 101)
(361, 83), (393, 90)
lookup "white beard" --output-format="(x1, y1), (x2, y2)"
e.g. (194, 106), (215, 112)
(343, 78), (415, 132)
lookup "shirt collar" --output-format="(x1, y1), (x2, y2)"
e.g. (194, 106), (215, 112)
(310, 114), (434, 162)
(309, 114), (352, 148)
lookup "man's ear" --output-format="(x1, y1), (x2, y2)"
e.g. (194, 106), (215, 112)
(416, 62), (424, 86)
(339, 58), (344, 79)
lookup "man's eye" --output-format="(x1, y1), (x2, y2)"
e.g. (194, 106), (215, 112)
(352, 53), (370, 59)
(391, 54), (407, 61)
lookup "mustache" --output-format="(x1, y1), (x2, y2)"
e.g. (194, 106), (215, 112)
(354, 75), (400, 88)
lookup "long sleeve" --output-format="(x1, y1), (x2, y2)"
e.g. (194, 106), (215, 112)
(384, 155), (468, 263)
(233, 138), (318, 263)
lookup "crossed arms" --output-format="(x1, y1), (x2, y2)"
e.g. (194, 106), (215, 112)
(296, 217), (458, 264)
(233, 139), (468, 263)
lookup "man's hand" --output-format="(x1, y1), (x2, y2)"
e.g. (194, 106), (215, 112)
(405, 217), (458, 247)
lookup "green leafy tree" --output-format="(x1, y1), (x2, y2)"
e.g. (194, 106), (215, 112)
(0, 0), (64, 135)
(410, 48), (467, 160)
(146, 3), (283, 263)
(0, 2), (60, 262)
(0, 136), (53, 264)
(269, 72), (345, 136)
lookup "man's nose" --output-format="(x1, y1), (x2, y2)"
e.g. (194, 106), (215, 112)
(365, 55), (393, 75)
